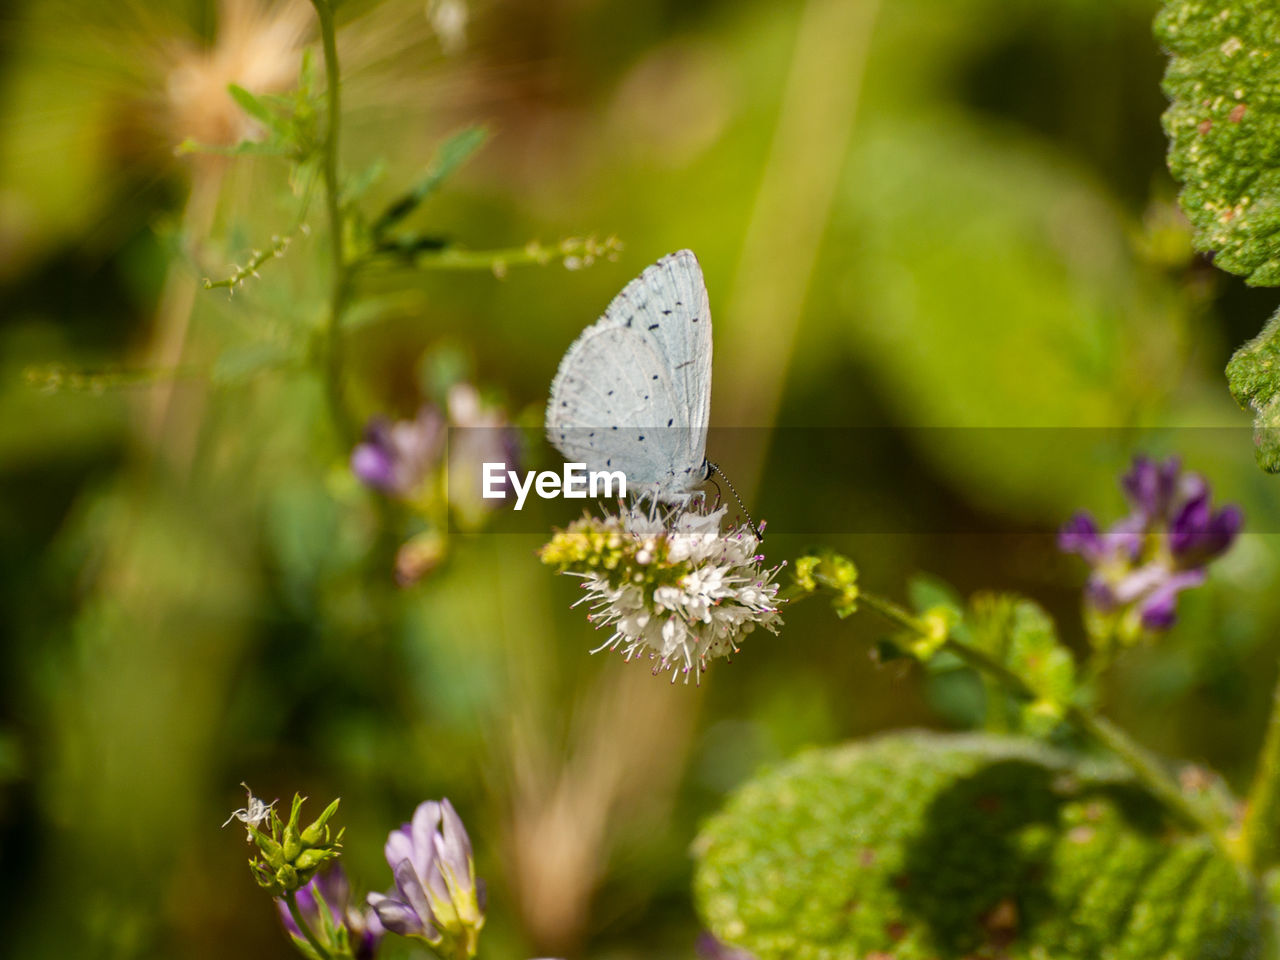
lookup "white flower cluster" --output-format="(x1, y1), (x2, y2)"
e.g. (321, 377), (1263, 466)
(543, 500), (784, 684)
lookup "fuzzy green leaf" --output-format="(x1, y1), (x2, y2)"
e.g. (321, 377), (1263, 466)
(1226, 309), (1280, 471)
(694, 732), (1261, 960)
(1156, 1), (1280, 285)
(970, 594), (1077, 726)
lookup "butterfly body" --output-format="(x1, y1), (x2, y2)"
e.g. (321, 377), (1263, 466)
(547, 249), (712, 501)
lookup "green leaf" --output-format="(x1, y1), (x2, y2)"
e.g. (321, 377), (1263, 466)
(227, 84), (287, 134)
(1156, 1), (1280, 285)
(693, 732), (1261, 960)
(342, 158), (387, 207)
(907, 573), (964, 619)
(373, 126), (489, 237)
(1226, 308), (1280, 471)
(968, 593), (1077, 734)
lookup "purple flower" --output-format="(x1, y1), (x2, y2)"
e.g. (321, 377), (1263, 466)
(1121, 455), (1187, 523)
(1137, 569), (1207, 630)
(1060, 455), (1241, 639)
(367, 799), (485, 957)
(277, 864), (384, 960)
(1058, 512), (1103, 564)
(1169, 493), (1243, 568)
(351, 387), (520, 531)
(351, 406), (444, 497)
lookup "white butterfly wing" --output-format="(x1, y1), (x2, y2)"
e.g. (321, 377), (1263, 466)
(547, 250), (712, 497)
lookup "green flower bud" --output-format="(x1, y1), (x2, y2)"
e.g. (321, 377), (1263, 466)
(301, 797), (342, 845)
(793, 551), (859, 617)
(227, 786), (344, 898)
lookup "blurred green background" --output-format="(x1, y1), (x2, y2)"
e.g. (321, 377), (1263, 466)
(3, 0), (1280, 958)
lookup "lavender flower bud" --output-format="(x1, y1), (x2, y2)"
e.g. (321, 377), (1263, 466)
(368, 798), (486, 959)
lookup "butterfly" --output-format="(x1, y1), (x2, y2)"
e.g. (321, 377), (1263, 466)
(546, 250), (712, 502)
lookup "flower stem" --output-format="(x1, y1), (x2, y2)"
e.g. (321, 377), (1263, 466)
(1239, 661), (1280, 872)
(309, 0), (354, 445)
(365, 235), (623, 274)
(284, 891), (333, 960)
(858, 590), (1229, 853)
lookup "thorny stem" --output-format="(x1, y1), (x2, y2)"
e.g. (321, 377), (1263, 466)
(310, 0), (354, 444)
(285, 890), (333, 960)
(1238, 660), (1280, 872)
(855, 590), (1231, 857)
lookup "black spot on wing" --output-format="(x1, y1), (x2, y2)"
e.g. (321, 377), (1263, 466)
(647, 323), (660, 331)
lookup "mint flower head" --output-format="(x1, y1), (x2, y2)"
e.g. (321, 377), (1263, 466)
(367, 798), (485, 960)
(1060, 455), (1242, 643)
(539, 499), (785, 684)
(277, 864), (384, 960)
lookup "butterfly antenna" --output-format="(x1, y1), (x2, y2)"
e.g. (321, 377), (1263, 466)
(706, 462), (764, 541)
(707, 473), (723, 508)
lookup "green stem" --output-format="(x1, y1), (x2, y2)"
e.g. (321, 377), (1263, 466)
(857, 590), (1229, 853)
(310, 0), (354, 444)
(1239, 660), (1280, 871)
(366, 235), (623, 274)
(285, 890), (333, 960)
